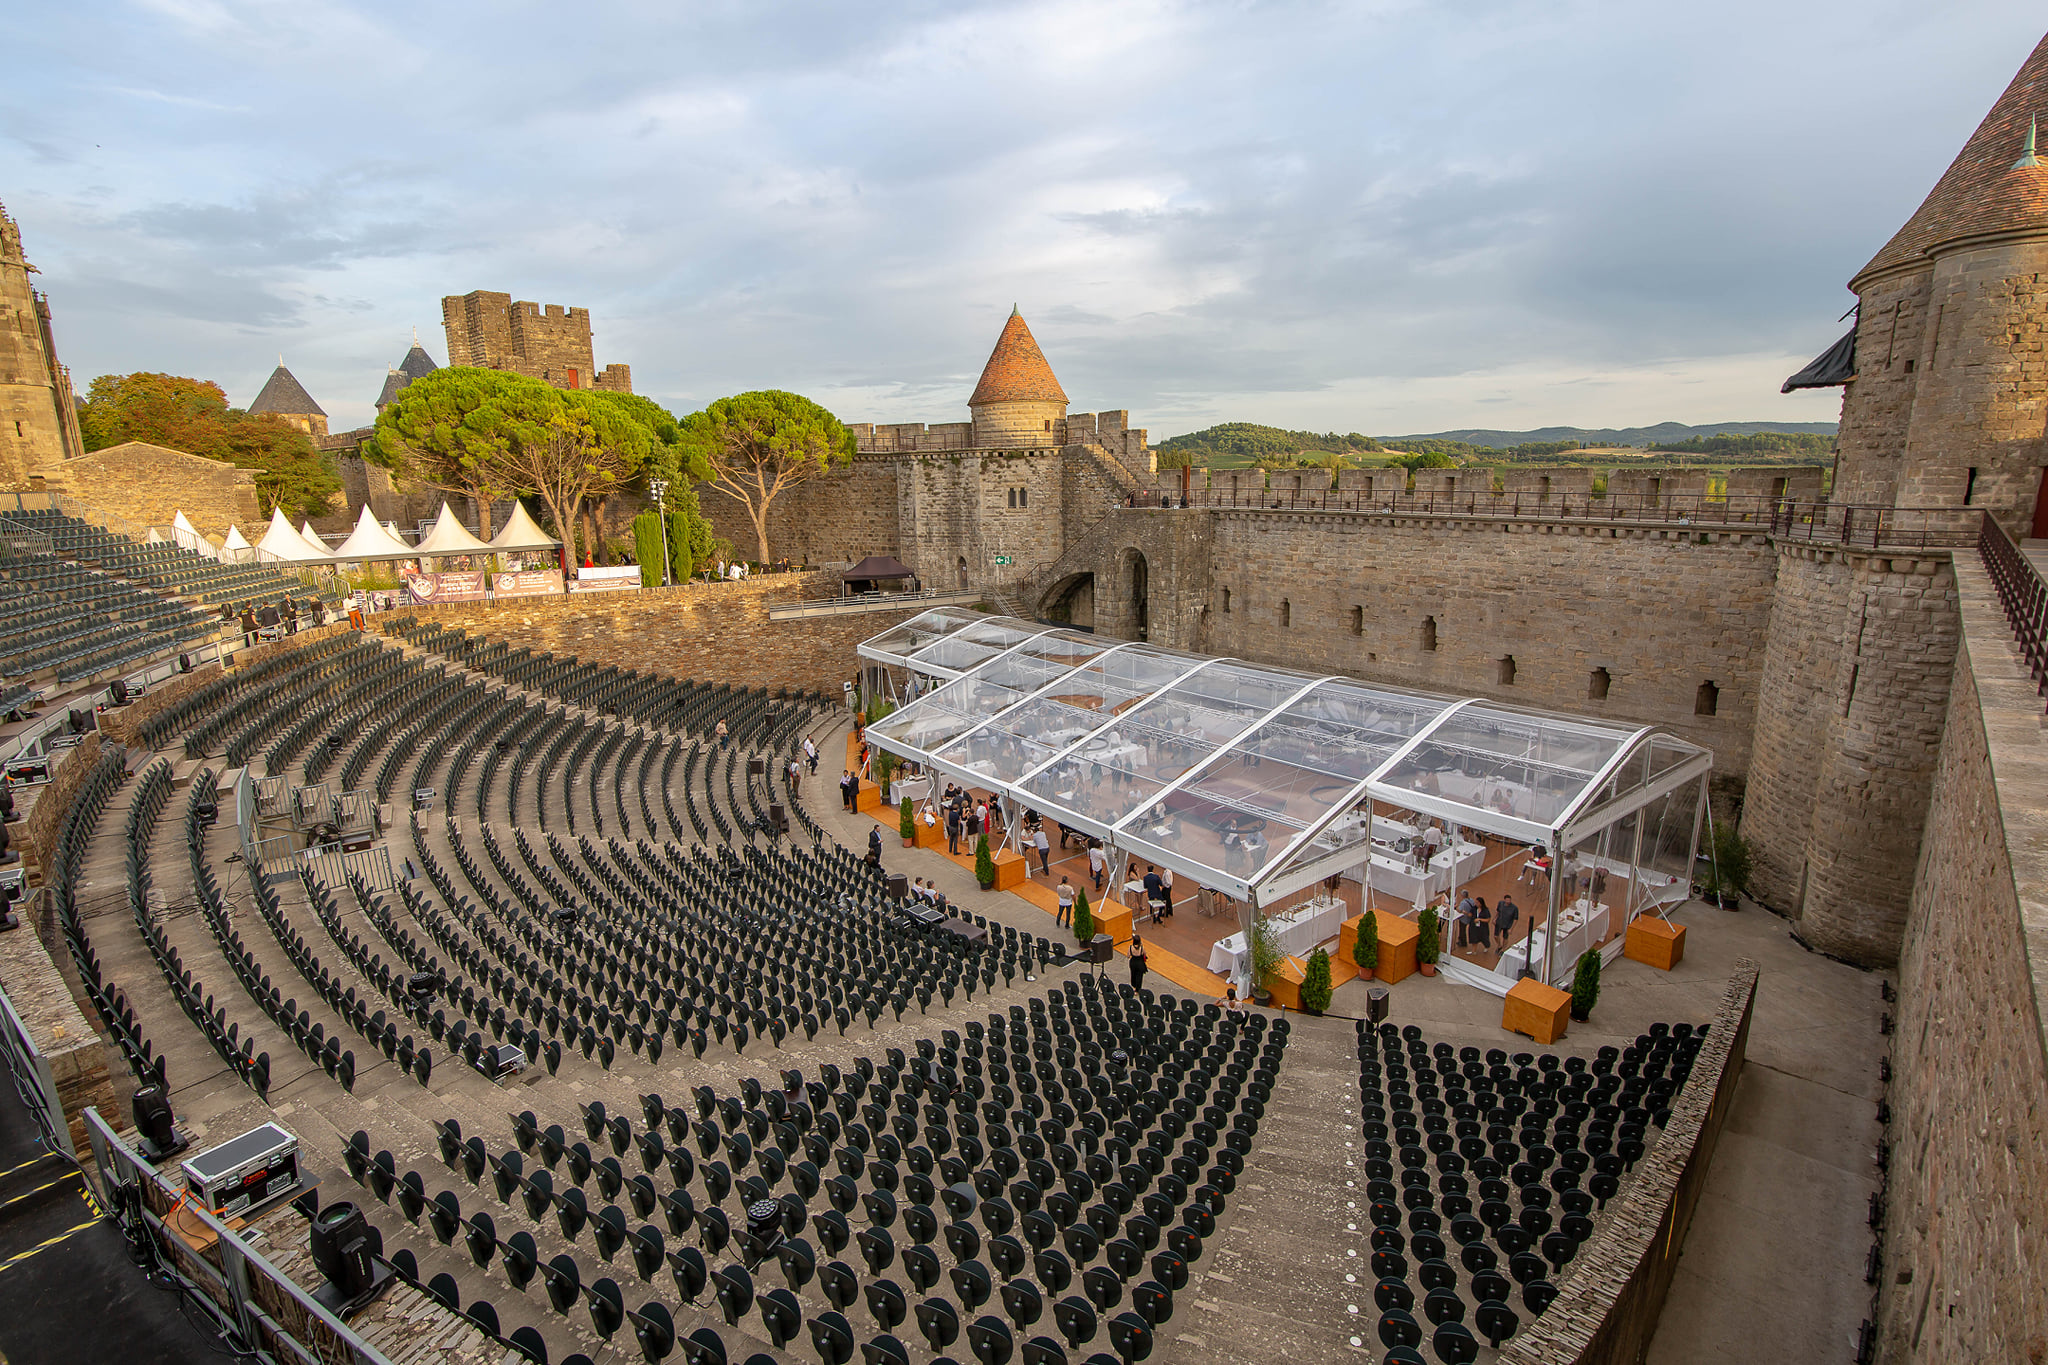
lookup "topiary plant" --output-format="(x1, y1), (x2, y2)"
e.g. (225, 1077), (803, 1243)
(1417, 905), (1441, 973)
(899, 796), (915, 842)
(1249, 913), (1282, 999)
(1300, 948), (1333, 1014)
(1072, 886), (1094, 944)
(1571, 948), (1602, 1021)
(1353, 910), (1379, 978)
(975, 833), (995, 889)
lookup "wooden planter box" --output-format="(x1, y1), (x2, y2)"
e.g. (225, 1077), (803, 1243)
(914, 820), (948, 852)
(1265, 955), (1309, 1012)
(1503, 978), (1572, 1045)
(1624, 916), (1686, 971)
(855, 780), (882, 814)
(1340, 911), (1419, 984)
(1093, 904), (1134, 946)
(992, 849), (1029, 891)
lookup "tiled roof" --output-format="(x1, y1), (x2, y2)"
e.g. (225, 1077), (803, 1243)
(248, 364), (326, 418)
(398, 343), (438, 381)
(968, 309), (1068, 407)
(1854, 32), (2048, 287)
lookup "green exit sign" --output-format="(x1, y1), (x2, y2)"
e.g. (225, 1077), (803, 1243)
(993, 555), (1013, 566)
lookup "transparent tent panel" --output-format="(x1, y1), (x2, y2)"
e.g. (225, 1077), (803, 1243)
(1378, 704), (1630, 829)
(906, 618), (1048, 673)
(866, 675), (1026, 755)
(861, 608), (988, 666)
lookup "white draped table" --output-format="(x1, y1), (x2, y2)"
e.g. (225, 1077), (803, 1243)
(1206, 896), (1348, 977)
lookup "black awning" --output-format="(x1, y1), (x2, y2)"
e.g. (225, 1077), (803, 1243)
(1782, 327), (1857, 392)
(842, 555), (914, 581)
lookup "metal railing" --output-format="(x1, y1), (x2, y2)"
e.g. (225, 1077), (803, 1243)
(82, 1107), (397, 1365)
(1979, 515), (2048, 712)
(1124, 488), (1986, 550)
(768, 587), (985, 620)
(0, 981), (70, 1157)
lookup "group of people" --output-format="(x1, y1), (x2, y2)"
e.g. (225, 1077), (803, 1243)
(1450, 889), (1522, 949)
(938, 784), (1008, 855)
(227, 597), (316, 648)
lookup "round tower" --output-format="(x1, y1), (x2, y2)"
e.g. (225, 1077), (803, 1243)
(968, 307), (1068, 448)
(248, 361), (329, 438)
(1746, 35), (2045, 966)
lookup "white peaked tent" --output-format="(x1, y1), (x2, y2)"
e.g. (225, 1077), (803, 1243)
(413, 502), (495, 559)
(143, 527), (165, 545)
(220, 524), (254, 563)
(329, 505), (417, 563)
(170, 510), (216, 559)
(298, 519), (334, 558)
(257, 508), (333, 563)
(486, 501), (560, 553)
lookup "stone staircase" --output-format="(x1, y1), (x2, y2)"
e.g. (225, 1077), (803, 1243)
(1174, 1011), (1368, 1365)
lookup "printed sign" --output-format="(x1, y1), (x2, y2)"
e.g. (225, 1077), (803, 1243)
(993, 555), (1013, 565)
(406, 571), (487, 604)
(494, 570), (564, 599)
(572, 565), (641, 592)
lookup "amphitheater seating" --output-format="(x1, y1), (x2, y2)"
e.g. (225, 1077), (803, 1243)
(1355, 1018), (1697, 1356)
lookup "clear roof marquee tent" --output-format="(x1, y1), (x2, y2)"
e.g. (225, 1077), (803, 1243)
(859, 613), (1712, 986)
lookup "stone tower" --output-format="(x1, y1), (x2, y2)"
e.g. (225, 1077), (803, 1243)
(1742, 36), (2048, 967)
(247, 362), (328, 437)
(0, 202), (82, 492)
(1831, 34), (2048, 528)
(440, 290), (632, 394)
(969, 308), (1069, 448)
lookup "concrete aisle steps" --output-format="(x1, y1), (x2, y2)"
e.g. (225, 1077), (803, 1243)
(1172, 1010), (1366, 1365)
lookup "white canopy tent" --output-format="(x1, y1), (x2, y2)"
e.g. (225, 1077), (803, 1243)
(861, 613), (1713, 995)
(170, 510), (217, 560)
(486, 501), (559, 554)
(414, 502), (494, 559)
(298, 520), (334, 558)
(220, 524), (254, 563)
(328, 505), (418, 563)
(256, 508), (333, 563)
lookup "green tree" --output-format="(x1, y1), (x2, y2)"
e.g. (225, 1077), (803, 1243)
(1072, 886), (1094, 944)
(494, 391), (655, 569)
(78, 371), (341, 519)
(1571, 949), (1602, 1020)
(975, 833), (995, 888)
(673, 390), (855, 564)
(900, 796), (916, 841)
(632, 510), (664, 587)
(1300, 948), (1334, 1013)
(1418, 905), (1441, 966)
(1353, 910), (1379, 973)
(370, 367), (543, 539)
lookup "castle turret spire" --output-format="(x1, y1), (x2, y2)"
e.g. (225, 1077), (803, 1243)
(2016, 115), (2042, 169)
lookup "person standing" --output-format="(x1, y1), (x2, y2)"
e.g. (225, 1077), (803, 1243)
(840, 769), (857, 812)
(1142, 865), (1165, 922)
(283, 598), (299, 635)
(1494, 894), (1519, 944)
(1088, 840), (1106, 893)
(1129, 935), (1149, 992)
(867, 825), (883, 867)
(715, 719), (729, 750)
(1455, 891), (1477, 949)
(803, 735), (819, 775)
(238, 603), (258, 648)
(1032, 824), (1051, 876)
(946, 802), (962, 856)
(786, 757), (802, 799)
(1056, 877), (1076, 928)
(1471, 896), (1493, 948)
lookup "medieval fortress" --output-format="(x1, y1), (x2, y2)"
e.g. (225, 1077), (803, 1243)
(0, 33), (2044, 1361)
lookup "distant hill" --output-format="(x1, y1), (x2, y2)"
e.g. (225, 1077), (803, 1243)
(1385, 420), (1837, 450)
(1155, 422), (1381, 467)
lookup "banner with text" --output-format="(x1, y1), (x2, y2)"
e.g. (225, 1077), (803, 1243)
(572, 565), (641, 592)
(406, 571), (487, 604)
(494, 570), (564, 599)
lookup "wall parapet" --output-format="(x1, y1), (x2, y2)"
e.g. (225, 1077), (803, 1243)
(1499, 960), (1760, 1365)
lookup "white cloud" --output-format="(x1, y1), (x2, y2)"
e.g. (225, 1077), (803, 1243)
(5, 0), (2042, 435)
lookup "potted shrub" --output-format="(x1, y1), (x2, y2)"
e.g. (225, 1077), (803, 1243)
(975, 833), (996, 891)
(1249, 913), (1281, 1007)
(1570, 948), (1602, 1021)
(1710, 826), (1753, 910)
(1300, 948), (1334, 1015)
(899, 797), (916, 847)
(1416, 905), (1441, 977)
(1072, 886), (1094, 945)
(1352, 910), (1378, 982)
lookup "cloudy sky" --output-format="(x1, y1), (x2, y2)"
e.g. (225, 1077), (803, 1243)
(3, 2), (2040, 438)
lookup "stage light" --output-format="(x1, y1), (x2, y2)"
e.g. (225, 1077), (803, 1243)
(133, 1085), (186, 1159)
(309, 1201), (396, 1317)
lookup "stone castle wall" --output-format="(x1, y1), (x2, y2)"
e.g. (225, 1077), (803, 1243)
(1196, 515), (1775, 773)
(1895, 241), (2048, 532)
(970, 399), (1067, 450)
(1878, 556), (2048, 1364)
(0, 207), (77, 493)
(1743, 546), (1959, 965)
(399, 572), (921, 695)
(61, 441), (261, 536)
(1834, 267), (1933, 507)
(441, 290), (630, 394)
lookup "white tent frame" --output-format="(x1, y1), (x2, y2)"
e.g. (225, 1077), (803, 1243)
(861, 614), (1712, 988)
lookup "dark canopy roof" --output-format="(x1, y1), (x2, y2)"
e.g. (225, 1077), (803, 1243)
(1781, 327), (1858, 393)
(376, 343), (442, 409)
(843, 555), (914, 581)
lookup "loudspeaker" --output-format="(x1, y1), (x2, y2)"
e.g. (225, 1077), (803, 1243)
(769, 804), (788, 832)
(748, 758), (766, 776)
(1367, 987), (1390, 1025)
(1089, 935), (1114, 965)
(885, 874), (909, 902)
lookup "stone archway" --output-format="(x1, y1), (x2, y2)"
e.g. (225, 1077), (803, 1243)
(1124, 549), (1149, 642)
(1040, 572), (1096, 629)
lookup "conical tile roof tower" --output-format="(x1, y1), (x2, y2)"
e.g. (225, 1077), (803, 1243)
(1853, 32), (2048, 288)
(968, 307), (1069, 447)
